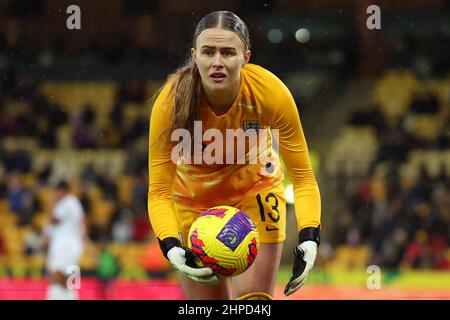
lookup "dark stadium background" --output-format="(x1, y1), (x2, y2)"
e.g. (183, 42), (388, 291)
(0, 0), (449, 299)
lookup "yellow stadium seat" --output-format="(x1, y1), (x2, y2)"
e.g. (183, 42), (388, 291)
(27, 254), (46, 278)
(1, 214), (18, 227)
(405, 150), (449, 179)
(327, 246), (352, 270)
(56, 125), (73, 149)
(326, 126), (378, 177)
(0, 200), (9, 214)
(118, 175), (134, 205)
(91, 200), (114, 228)
(327, 245), (370, 271)
(8, 255), (27, 278)
(123, 103), (143, 128)
(6, 241), (23, 256)
(404, 115), (443, 142)
(36, 187), (54, 213)
(28, 254), (45, 268)
(32, 212), (50, 230)
(21, 173), (37, 188)
(374, 70), (419, 121)
(79, 249), (98, 270)
(352, 246), (370, 269)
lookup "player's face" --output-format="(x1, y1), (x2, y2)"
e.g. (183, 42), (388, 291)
(192, 28), (250, 93)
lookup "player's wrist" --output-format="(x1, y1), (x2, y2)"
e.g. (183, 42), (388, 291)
(299, 226), (320, 246)
(158, 237), (182, 259)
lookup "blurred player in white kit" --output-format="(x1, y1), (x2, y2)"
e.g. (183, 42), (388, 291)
(44, 181), (86, 300)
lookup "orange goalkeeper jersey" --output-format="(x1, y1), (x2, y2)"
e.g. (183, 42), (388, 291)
(148, 63), (321, 240)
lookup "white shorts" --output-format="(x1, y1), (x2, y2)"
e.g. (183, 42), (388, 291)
(46, 239), (83, 274)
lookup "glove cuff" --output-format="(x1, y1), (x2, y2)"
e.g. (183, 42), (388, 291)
(158, 237), (182, 259)
(299, 226), (320, 246)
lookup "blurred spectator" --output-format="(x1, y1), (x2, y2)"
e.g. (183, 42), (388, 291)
(346, 154), (449, 270)
(117, 82), (147, 104)
(98, 121), (123, 147)
(403, 230), (434, 269)
(87, 223), (105, 243)
(24, 224), (44, 256)
(97, 172), (118, 201)
(7, 175), (26, 213)
(96, 240), (120, 300)
(124, 149), (148, 175)
(37, 164), (53, 185)
(409, 91), (440, 114)
(109, 101), (124, 127)
(407, 164), (433, 203)
(72, 105), (99, 149)
(132, 214), (151, 242)
(436, 119), (450, 150)
(1, 145), (32, 173)
(124, 117), (148, 146)
(379, 227), (408, 269)
(348, 107), (385, 129)
(139, 239), (170, 273)
(346, 228), (361, 247)
(373, 118), (412, 164)
(349, 176), (374, 240)
(0, 233), (5, 255)
(80, 104), (96, 127)
(132, 174), (147, 209)
(10, 73), (38, 101)
(111, 208), (134, 243)
(79, 188), (92, 219)
(81, 163), (99, 184)
(43, 180), (86, 300)
(0, 175), (7, 199)
(36, 116), (57, 149)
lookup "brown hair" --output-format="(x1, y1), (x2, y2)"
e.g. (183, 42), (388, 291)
(161, 11), (251, 140)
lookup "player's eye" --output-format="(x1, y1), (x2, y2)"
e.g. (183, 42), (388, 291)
(222, 50), (236, 57)
(202, 49), (214, 56)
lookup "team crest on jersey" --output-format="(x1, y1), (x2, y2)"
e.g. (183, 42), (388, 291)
(243, 120), (261, 132)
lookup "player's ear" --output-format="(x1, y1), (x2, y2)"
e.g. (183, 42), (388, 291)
(191, 48), (196, 62)
(243, 50), (251, 65)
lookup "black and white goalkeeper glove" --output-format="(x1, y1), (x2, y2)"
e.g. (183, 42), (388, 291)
(284, 227), (320, 296)
(159, 237), (218, 284)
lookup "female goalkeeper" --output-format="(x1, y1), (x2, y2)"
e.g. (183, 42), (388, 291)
(148, 11), (321, 300)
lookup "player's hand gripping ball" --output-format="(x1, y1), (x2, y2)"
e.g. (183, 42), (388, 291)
(188, 206), (260, 277)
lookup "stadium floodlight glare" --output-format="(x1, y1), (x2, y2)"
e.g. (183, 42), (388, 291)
(295, 28), (310, 43)
(267, 28), (283, 44)
(284, 183), (295, 205)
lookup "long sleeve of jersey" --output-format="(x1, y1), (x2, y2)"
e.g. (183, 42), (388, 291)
(147, 84), (179, 241)
(269, 81), (321, 232)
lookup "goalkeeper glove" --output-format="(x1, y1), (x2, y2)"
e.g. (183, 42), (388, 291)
(284, 227), (320, 296)
(159, 237), (219, 284)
